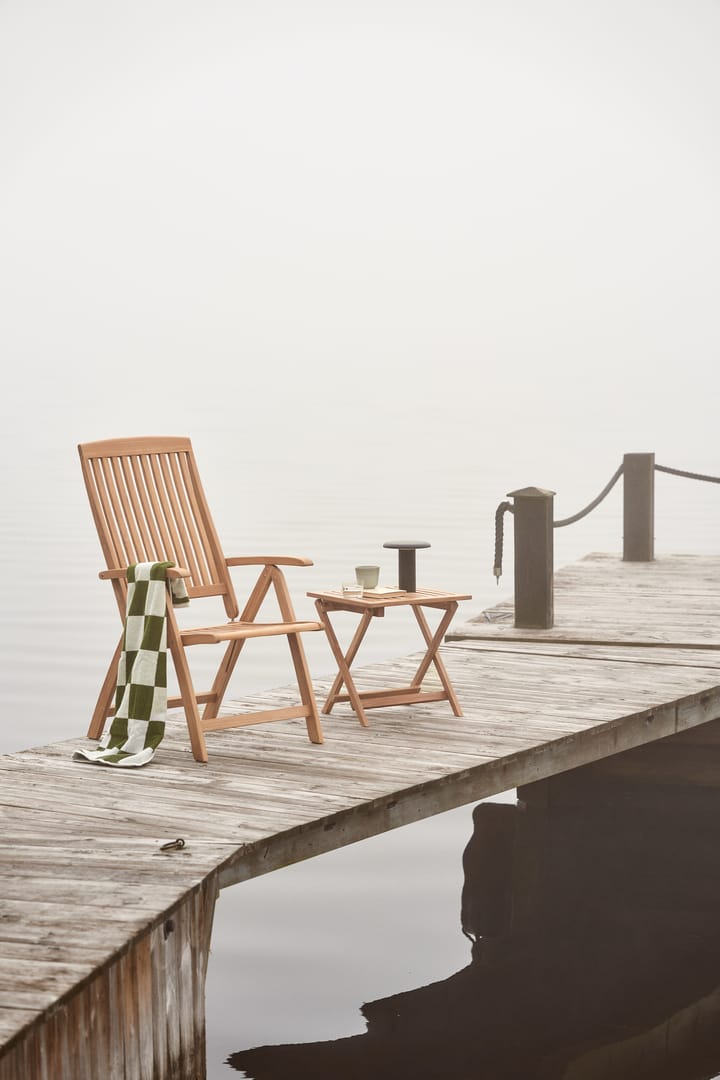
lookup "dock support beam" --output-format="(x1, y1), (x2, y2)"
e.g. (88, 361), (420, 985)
(508, 486), (555, 629)
(0, 876), (219, 1080)
(623, 452), (655, 561)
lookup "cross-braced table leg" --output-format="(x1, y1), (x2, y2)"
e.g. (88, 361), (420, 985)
(411, 602), (463, 715)
(315, 600), (375, 726)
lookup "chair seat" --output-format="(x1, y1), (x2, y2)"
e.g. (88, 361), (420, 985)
(181, 620), (324, 645)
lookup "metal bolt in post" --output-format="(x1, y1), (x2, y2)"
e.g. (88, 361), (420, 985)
(507, 487), (555, 629)
(623, 452), (655, 561)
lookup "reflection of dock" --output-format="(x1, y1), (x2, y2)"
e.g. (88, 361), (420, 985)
(3, 553), (720, 1077)
(230, 728), (720, 1078)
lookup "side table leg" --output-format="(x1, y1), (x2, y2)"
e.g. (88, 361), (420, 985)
(412, 603), (463, 716)
(315, 601), (373, 726)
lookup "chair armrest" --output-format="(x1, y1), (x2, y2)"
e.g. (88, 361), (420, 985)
(99, 566), (192, 580)
(225, 556), (314, 568)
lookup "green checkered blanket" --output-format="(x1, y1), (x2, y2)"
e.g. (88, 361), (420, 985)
(74, 561), (189, 768)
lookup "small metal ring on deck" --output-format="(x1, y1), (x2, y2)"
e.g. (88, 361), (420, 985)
(160, 838), (186, 851)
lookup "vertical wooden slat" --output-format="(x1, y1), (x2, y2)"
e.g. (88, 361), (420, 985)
(150, 921), (168, 1079)
(22, 1023), (42, 1080)
(130, 456), (164, 559)
(69, 991), (91, 1080)
(177, 452), (222, 583)
(120, 456), (153, 561)
(70, 995), (83, 1079)
(88, 972), (110, 1080)
(139, 456), (175, 562)
(167, 451), (212, 587)
(167, 452), (213, 585)
(163, 917), (182, 1074)
(110, 457), (147, 564)
(114, 456), (148, 566)
(148, 456), (184, 571)
(107, 963), (125, 1080)
(134, 932), (155, 1080)
(49, 1010), (63, 1080)
(58, 1005), (71, 1080)
(176, 896), (196, 1073)
(36, 1020), (49, 1080)
(194, 876), (218, 1067)
(178, 447), (239, 617)
(89, 459), (124, 569)
(100, 458), (134, 566)
(0, 1048), (15, 1080)
(119, 949), (140, 1080)
(158, 454), (203, 585)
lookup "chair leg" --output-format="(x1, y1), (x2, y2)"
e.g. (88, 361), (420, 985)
(87, 635), (123, 739)
(270, 566), (323, 744)
(202, 565), (275, 723)
(166, 609), (209, 763)
(286, 632), (324, 744)
(202, 639), (246, 723)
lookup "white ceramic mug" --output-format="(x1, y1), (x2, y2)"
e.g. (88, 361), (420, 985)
(355, 565), (380, 589)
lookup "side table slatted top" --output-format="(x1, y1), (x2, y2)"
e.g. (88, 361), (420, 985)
(307, 587), (472, 609)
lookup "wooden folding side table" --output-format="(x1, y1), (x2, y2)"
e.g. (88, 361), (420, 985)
(308, 588), (472, 727)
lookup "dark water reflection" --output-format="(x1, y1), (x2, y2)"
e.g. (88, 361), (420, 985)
(227, 769), (720, 1079)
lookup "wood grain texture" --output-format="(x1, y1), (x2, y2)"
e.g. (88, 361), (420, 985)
(4, 552), (720, 1075)
(448, 553), (720, 648)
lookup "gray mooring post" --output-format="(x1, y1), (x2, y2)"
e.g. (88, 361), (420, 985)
(623, 452), (655, 561)
(508, 486), (555, 629)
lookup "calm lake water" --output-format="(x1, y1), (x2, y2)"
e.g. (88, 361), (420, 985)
(225, 780), (720, 1079)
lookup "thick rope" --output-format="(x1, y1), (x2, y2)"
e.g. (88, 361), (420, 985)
(655, 464), (720, 484)
(493, 501), (514, 583)
(553, 463), (625, 528)
(492, 459), (720, 581)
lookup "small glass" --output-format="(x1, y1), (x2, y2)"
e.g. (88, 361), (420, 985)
(341, 582), (364, 598)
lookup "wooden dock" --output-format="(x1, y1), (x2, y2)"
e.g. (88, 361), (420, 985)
(3, 552), (720, 1078)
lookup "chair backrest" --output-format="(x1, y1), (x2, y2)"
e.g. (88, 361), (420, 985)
(78, 436), (239, 618)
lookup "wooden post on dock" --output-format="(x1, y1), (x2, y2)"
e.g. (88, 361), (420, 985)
(623, 452), (655, 561)
(508, 487), (555, 629)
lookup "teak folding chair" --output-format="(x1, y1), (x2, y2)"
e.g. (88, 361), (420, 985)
(78, 436), (324, 762)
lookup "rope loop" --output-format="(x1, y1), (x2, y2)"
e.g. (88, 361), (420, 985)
(553, 463), (625, 528)
(493, 501), (514, 583)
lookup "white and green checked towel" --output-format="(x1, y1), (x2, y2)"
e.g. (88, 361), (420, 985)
(74, 561), (189, 768)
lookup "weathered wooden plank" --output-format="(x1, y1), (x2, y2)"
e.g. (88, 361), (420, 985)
(87, 973), (110, 1080)
(0, 960), (94, 992)
(4, 553), (720, 1074)
(0, 886), (215, 1078)
(0, 1012), (37, 1047)
(0, 942), (104, 963)
(449, 553), (720, 648)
